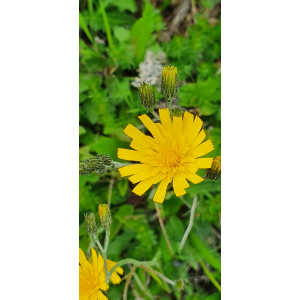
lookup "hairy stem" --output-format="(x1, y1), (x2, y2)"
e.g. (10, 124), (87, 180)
(141, 266), (175, 286)
(179, 194), (198, 251)
(149, 108), (160, 121)
(155, 203), (174, 256)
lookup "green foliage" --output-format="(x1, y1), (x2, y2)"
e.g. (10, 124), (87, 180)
(79, 1), (221, 298)
(131, 3), (155, 63)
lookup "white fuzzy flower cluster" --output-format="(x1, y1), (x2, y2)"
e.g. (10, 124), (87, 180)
(131, 50), (166, 89)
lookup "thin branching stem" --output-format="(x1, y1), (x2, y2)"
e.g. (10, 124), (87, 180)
(141, 266), (175, 286)
(179, 194), (198, 251)
(154, 203), (174, 256)
(123, 265), (137, 300)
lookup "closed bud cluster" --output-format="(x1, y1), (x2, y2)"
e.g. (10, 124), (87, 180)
(84, 212), (98, 234)
(79, 154), (114, 176)
(98, 204), (112, 228)
(169, 107), (184, 118)
(206, 156), (221, 180)
(138, 82), (156, 109)
(161, 65), (179, 101)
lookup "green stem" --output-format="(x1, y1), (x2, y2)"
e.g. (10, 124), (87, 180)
(199, 260), (221, 292)
(149, 108), (160, 121)
(112, 162), (132, 169)
(92, 233), (104, 253)
(167, 97), (172, 110)
(140, 265), (175, 286)
(179, 195), (197, 251)
(99, 0), (115, 50)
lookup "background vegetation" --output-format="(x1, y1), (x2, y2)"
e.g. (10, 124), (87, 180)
(79, 0), (221, 299)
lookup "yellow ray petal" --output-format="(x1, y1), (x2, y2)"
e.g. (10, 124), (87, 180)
(188, 129), (206, 151)
(152, 172), (167, 184)
(173, 116), (185, 146)
(196, 157), (213, 169)
(182, 111), (194, 137)
(132, 177), (154, 196)
(97, 291), (108, 300)
(138, 114), (162, 140)
(128, 168), (154, 184)
(107, 260), (124, 275)
(118, 164), (151, 177)
(193, 140), (214, 158)
(173, 172), (187, 197)
(159, 108), (173, 134)
(96, 253), (104, 275)
(91, 292), (98, 300)
(182, 162), (198, 173)
(153, 177), (169, 203)
(91, 247), (98, 270)
(79, 248), (90, 269)
(130, 140), (148, 152)
(184, 171), (204, 184)
(118, 149), (147, 162)
(156, 123), (167, 137)
(185, 116), (203, 144)
(123, 124), (153, 147)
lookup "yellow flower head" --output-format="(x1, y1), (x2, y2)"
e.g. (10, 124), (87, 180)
(79, 247), (124, 300)
(98, 204), (112, 228)
(206, 156), (221, 180)
(118, 108), (214, 203)
(161, 65), (179, 100)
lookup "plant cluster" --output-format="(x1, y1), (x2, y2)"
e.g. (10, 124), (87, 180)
(79, 1), (221, 299)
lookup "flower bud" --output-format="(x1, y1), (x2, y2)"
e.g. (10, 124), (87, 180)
(206, 156), (221, 180)
(79, 154), (114, 176)
(84, 212), (98, 234)
(98, 204), (112, 228)
(161, 65), (179, 101)
(169, 107), (184, 118)
(138, 82), (156, 109)
(174, 279), (189, 291)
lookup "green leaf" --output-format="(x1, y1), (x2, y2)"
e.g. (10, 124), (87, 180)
(131, 3), (155, 63)
(113, 26), (131, 42)
(190, 232), (221, 271)
(117, 178), (128, 196)
(83, 100), (98, 125)
(116, 204), (133, 218)
(79, 125), (86, 135)
(90, 136), (127, 161)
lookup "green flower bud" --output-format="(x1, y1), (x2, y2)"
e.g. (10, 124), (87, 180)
(79, 154), (114, 176)
(206, 156), (221, 180)
(161, 65), (179, 101)
(84, 212), (98, 234)
(169, 107), (184, 118)
(138, 82), (156, 109)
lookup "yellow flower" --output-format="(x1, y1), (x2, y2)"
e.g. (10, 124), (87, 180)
(118, 108), (214, 203)
(79, 247), (124, 300)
